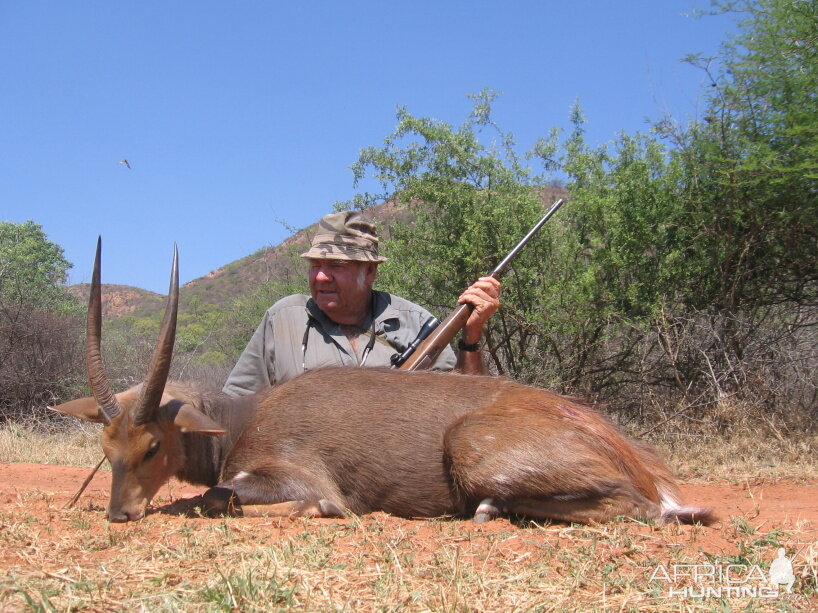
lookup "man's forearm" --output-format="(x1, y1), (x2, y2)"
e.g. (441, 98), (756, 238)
(454, 343), (486, 375)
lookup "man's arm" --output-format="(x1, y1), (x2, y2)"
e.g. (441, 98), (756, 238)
(222, 312), (274, 396)
(454, 276), (501, 375)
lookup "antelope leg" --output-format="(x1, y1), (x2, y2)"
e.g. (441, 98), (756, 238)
(239, 499), (346, 518)
(501, 494), (661, 524)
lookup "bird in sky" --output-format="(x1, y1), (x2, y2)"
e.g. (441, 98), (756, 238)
(119, 159), (131, 169)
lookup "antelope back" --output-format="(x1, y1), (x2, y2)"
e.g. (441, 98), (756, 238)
(218, 367), (670, 517)
(221, 367), (502, 517)
(442, 384), (675, 505)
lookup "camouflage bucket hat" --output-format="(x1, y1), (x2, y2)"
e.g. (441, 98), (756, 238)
(300, 211), (388, 262)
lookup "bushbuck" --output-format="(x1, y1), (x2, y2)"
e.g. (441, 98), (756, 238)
(52, 240), (712, 526)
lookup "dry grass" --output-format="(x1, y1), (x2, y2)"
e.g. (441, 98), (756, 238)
(0, 421), (101, 467)
(660, 433), (818, 483)
(0, 491), (814, 612)
(3, 416), (817, 482)
(1, 422), (816, 611)
(642, 395), (818, 483)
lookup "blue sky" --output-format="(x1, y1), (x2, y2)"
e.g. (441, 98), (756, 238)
(2, 1), (735, 294)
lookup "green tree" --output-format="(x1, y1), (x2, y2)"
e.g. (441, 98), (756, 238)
(0, 222), (83, 420)
(664, 0), (818, 311)
(641, 0), (818, 416)
(344, 90), (576, 386)
(0, 221), (74, 307)
(344, 0), (818, 422)
(549, 112), (693, 395)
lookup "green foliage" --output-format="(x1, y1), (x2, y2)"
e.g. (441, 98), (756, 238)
(0, 221), (77, 312)
(211, 275), (308, 360)
(0, 222), (84, 420)
(662, 0), (818, 310)
(176, 249), (310, 376)
(346, 91), (719, 396)
(176, 299), (223, 353)
(345, 89), (572, 383)
(345, 2), (817, 422)
(5, 0), (815, 430)
(558, 121), (689, 318)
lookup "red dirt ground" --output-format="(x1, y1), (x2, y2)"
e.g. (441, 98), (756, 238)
(1, 463), (816, 609)
(1, 462), (816, 556)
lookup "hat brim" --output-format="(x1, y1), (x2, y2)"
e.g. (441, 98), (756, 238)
(300, 246), (387, 262)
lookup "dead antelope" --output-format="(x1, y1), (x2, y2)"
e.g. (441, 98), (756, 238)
(51, 240), (713, 526)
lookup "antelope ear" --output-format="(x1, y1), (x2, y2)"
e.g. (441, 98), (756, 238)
(173, 403), (228, 436)
(49, 397), (106, 424)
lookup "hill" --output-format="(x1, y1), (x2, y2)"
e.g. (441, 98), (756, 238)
(67, 200), (407, 318)
(68, 187), (567, 318)
(66, 284), (165, 318)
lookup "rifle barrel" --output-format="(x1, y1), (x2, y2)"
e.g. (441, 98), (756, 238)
(398, 198), (566, 371)
(489, 198), (564, 278)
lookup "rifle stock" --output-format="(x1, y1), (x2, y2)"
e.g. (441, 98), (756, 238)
(398, 198), (564, 371)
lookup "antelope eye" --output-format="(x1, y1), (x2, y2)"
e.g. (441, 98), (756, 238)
(144, 442), (160, 460)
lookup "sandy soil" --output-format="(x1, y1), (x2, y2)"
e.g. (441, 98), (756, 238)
(1, 462), (816, 555)
(1, 463), (816, 610)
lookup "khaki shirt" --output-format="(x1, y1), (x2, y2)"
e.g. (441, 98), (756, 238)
(222, 291), (456, 396)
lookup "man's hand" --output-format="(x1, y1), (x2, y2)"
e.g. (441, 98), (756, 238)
(457, 276), (501, 344)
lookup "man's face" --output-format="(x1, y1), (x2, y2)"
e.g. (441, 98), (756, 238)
(308, 259), (377, 325)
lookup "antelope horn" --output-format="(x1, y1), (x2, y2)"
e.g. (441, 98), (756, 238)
(86, 237), (121, 425)
(134, 244), (179, 425)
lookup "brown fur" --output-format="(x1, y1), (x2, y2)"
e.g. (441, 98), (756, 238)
(55, 367), (712, 525)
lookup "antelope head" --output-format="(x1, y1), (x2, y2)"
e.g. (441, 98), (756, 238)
(51, 239), (226, 522)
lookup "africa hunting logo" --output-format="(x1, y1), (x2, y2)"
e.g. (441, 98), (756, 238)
(648, 548), (801, 599)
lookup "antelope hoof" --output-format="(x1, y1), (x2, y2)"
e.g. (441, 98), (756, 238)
(474, 498), (502, 523)
(318, 499), (346, 518)
(201, 486), (238, 516)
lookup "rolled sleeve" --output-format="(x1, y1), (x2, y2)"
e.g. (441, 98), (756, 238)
(222, 311), (274, 396)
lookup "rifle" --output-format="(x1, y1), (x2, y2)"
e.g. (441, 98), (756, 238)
(392, 198), (565, 371)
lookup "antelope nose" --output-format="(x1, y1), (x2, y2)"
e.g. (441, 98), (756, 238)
(108, 509), (144, 523)
(108, 510), (130, 523)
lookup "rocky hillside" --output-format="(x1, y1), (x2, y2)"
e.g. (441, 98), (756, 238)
(66, 284), (165, 318)
(68, 200), (407, 318)
(68, 188), (566, 318)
